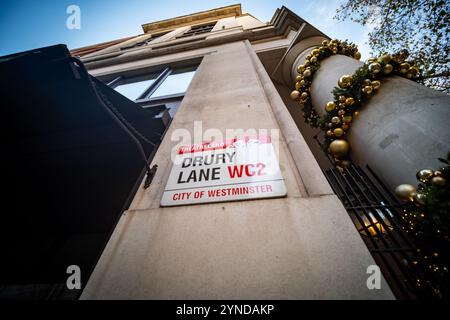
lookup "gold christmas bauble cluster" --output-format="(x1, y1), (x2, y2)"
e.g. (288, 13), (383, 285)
(290, 39), (360, 126)
(321, 51), (420, 166)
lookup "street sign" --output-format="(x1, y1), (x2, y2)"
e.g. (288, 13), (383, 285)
(161, 136), (287, 206)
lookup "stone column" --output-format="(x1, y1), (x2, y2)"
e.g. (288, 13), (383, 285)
(285, 40), (450, 191)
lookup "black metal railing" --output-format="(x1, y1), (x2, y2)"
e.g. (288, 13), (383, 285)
(323, 164), (439, 299)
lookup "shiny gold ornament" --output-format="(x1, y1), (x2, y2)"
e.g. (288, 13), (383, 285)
(290, 90), (300, 100)
(367, 57), (377, 63)
(363, 79), (372, 86)
(369, 62), (382, 74)
(297, 64), (305, 73)
(339, 95), (346, 102)
(322, 40), (329, 46)
(362, 86), (373, 94)
(371, 80), (381, 90)
(296, 75), (303, 82)
(338, 109), (345, 116)
(338, 75), (352, 88)
(329, 139), (350, 157)
(409, 66), (419, 77)
(400, 62), (410, 74)
(354, 111), (360, 117)
(304, 60), (310, 66)
(338, 103), (346, 109)
(379, 54), (391, 64)
(431, 176), (447, 186)
(342, 115), (353, 123)
(344, 97), (355, 106)
(333, 128), (344, 137)
(300, 80), (306, 86)
(434, 170), (443, 177)
(301, 92), (309, 100)
(310, 56), (318, 63)
(354, 52), (361, 60)
(413, 193), (426, 205)
(383, 63), (393, 74)
(331, 116), (341, 125)
(325, 101), (336, 112)
(303, 69), (312, 78)
(312, 48), (320, 56)
(394, 184), (417, 201)
(326, 130), (334, 137)
(306, 54), (312, 60)
(295, 82), (301, 90)
(416, 169), (434, 182)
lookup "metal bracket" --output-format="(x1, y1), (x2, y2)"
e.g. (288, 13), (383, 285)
(144, 164), (158, 189)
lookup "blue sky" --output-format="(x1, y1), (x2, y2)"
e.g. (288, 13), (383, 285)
(0, 0), (374, 58)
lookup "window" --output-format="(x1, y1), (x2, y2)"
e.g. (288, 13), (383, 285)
(151, 70), (196, 98)
(177, 22), (215, 38)
(114, 78), (156, 100)
(108, 64), (198, 120)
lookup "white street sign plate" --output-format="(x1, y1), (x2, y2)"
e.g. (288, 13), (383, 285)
(161, 136), (287, 206)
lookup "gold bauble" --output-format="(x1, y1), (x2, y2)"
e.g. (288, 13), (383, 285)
(363, 79), (372, 86)
(409, 66), (419, 77)
(342, 115), (353, 123)
(369, 62), (382, 74)
(326, 130), (334, 137)
(338, 103), (346, 109)
(362, 86), (373, 94)
(304, 60), (310, 66)
(311, 56), (318, 63)
(339, 95), (346, 102)
(379, 54), (391, 64)
(296, 75), (303, 82)
(322, 40), (329, 46)
(431, 176), (447, 186)
(400, 62), (410, 74)
(394, 184), (417, 201)
(312, 48), (320, 56)
(329, 139), (350, 157)
(371, 80), (381, 90)
(303, 69), (312, 78)
(290, 90), (300, 100)
(297, 64), (305, 73)
(338, 109), (345, 116)
(338, 75), (352, 88)
(331, 116), (341, 124)
(354, 111), (360, 117)
(344, 97), (355, 106)
(306, 54), (312, 60)
(300, 80), (306, 86)
(301, 92), (309, 100)
(413, 193), (426, 205)
(416, 169), (434, 182)
(354, 52), (361, 60)
(333, 128), (344, 137)
(383, 64), (393, 74)
(325, 101), (336, 112)
(295, 82), (301, 90)
(434, 170), (443, 177)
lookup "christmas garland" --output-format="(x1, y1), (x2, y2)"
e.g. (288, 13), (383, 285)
(394, 154), (450, 297)
(289, 39), (360, 127)
(291, 42), (420, 168)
